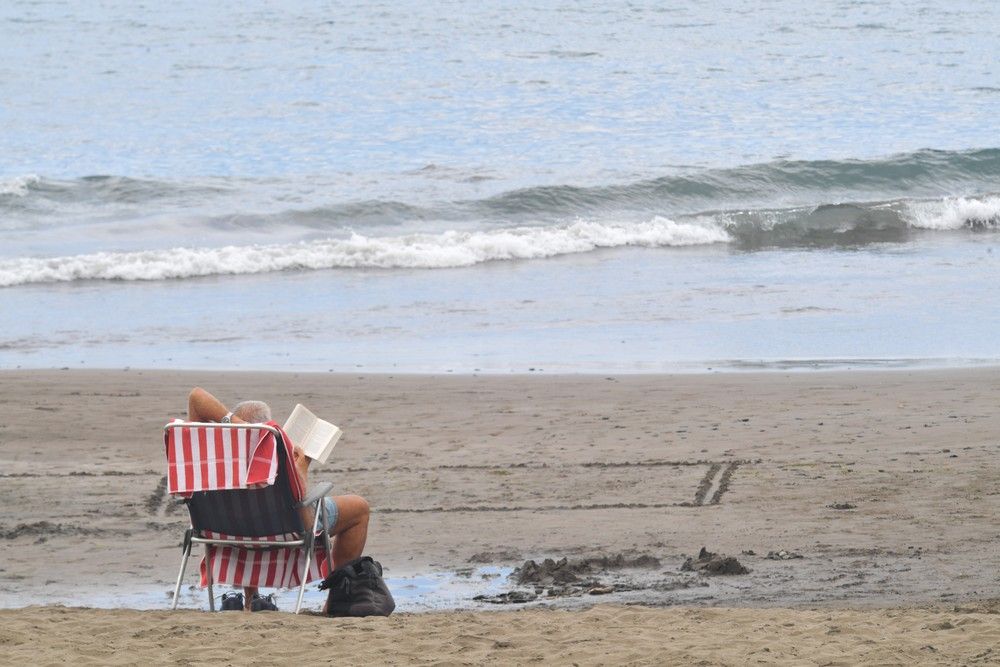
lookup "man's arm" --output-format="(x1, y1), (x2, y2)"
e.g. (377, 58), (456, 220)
(187, 387), (311, 494)
(187, 387), (309, 484)
(187, 387), (246, 423)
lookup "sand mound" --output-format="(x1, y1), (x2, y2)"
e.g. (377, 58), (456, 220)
(681, 547), (749, 575)
(473, 553), (664, 603)
(514, 553), (661, 586)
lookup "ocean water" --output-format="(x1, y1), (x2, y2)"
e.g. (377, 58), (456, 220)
(2, 0), (999, 372)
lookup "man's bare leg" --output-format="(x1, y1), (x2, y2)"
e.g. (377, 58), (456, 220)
(241, 586), (257, 611)
(291, 447), (368, 565)
(291, 445), (372, 610)
(329, 495), (370, 568)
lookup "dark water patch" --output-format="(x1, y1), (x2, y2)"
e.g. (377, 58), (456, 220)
(476, 148), (1000, 220)
(207, 200), (435, 231)
(508, 50), (601, 59)
(717, 358), (1000, 372)
(1, 175), (231, 207)
(725, 203), (914, 248)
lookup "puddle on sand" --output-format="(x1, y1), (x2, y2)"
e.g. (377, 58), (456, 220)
(387, 566), (513, 611)
(0, 566), (515, 614)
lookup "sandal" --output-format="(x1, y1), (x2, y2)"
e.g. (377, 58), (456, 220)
(220, 592), (244, 611)
(251, 592), (279, 612)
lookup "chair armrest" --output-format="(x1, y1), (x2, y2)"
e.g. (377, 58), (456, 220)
(295, 481), (334, 509)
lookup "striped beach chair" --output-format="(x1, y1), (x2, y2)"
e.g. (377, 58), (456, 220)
(164, 421), (334, 613)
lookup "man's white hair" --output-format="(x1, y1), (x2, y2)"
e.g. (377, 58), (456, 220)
(233, 400), (272, 423)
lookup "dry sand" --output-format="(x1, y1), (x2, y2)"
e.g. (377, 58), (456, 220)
(3, 602), (1000, 666)
(2, 368), (1000, 663)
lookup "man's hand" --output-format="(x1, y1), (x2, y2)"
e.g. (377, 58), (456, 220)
(292, 444), (311, 485)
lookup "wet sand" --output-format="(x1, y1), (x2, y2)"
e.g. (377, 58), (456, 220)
(2, 368), (1000, 661)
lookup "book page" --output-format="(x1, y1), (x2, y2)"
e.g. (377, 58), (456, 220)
(282, 404), (317, 455)
(311, 419), (343, 463)
(282, 403), (341, 463)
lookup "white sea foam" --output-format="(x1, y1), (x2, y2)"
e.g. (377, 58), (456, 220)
(0, 174), (40, 197)
(905, 196), (1000, 229)
(0, 217), (730, 287)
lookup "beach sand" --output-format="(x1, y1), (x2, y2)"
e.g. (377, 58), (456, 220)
(2, 368), (1000, 663)
(3, 602), (1000, 666)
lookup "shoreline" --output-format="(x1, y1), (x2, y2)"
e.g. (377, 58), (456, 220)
(4, 357), (1000, 375)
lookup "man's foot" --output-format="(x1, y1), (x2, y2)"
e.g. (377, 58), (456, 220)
(250, 593), (279, 612)
(220, 592), (244, 611)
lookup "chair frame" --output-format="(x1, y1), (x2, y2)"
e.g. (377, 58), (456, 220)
(166, 422), (335, 613)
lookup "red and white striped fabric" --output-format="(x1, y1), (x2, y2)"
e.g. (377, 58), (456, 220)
(164, 422), (282, 495)
(199, 531), (330, 589)
(164, 421), (328, 588)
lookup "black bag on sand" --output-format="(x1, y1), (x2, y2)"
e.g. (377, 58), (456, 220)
(319, 556), (395, 617)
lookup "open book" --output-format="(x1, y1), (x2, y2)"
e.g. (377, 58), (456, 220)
(282, 404), (342, 464)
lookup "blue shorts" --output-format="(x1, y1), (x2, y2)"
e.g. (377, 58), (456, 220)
(321, 497), (339, 531)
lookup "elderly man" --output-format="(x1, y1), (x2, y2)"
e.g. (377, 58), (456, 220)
(187, 387), (370, 611)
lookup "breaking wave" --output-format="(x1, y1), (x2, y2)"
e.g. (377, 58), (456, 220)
(3, 194), (1000, 287)
(0, 174), (40, 197)
(0, 217), (729, 287)
(3, 146), (1000, 286)
(906, 196), (1000, 230)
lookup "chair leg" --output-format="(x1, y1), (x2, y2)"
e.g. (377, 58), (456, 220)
(205, 545), (216, 612)
(295, 547), (313, 614)
(323, 529), (334, 572)
(294, 498), (325, 614)
(171, 531), (193, 610)
(319, 498), (334, 572)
